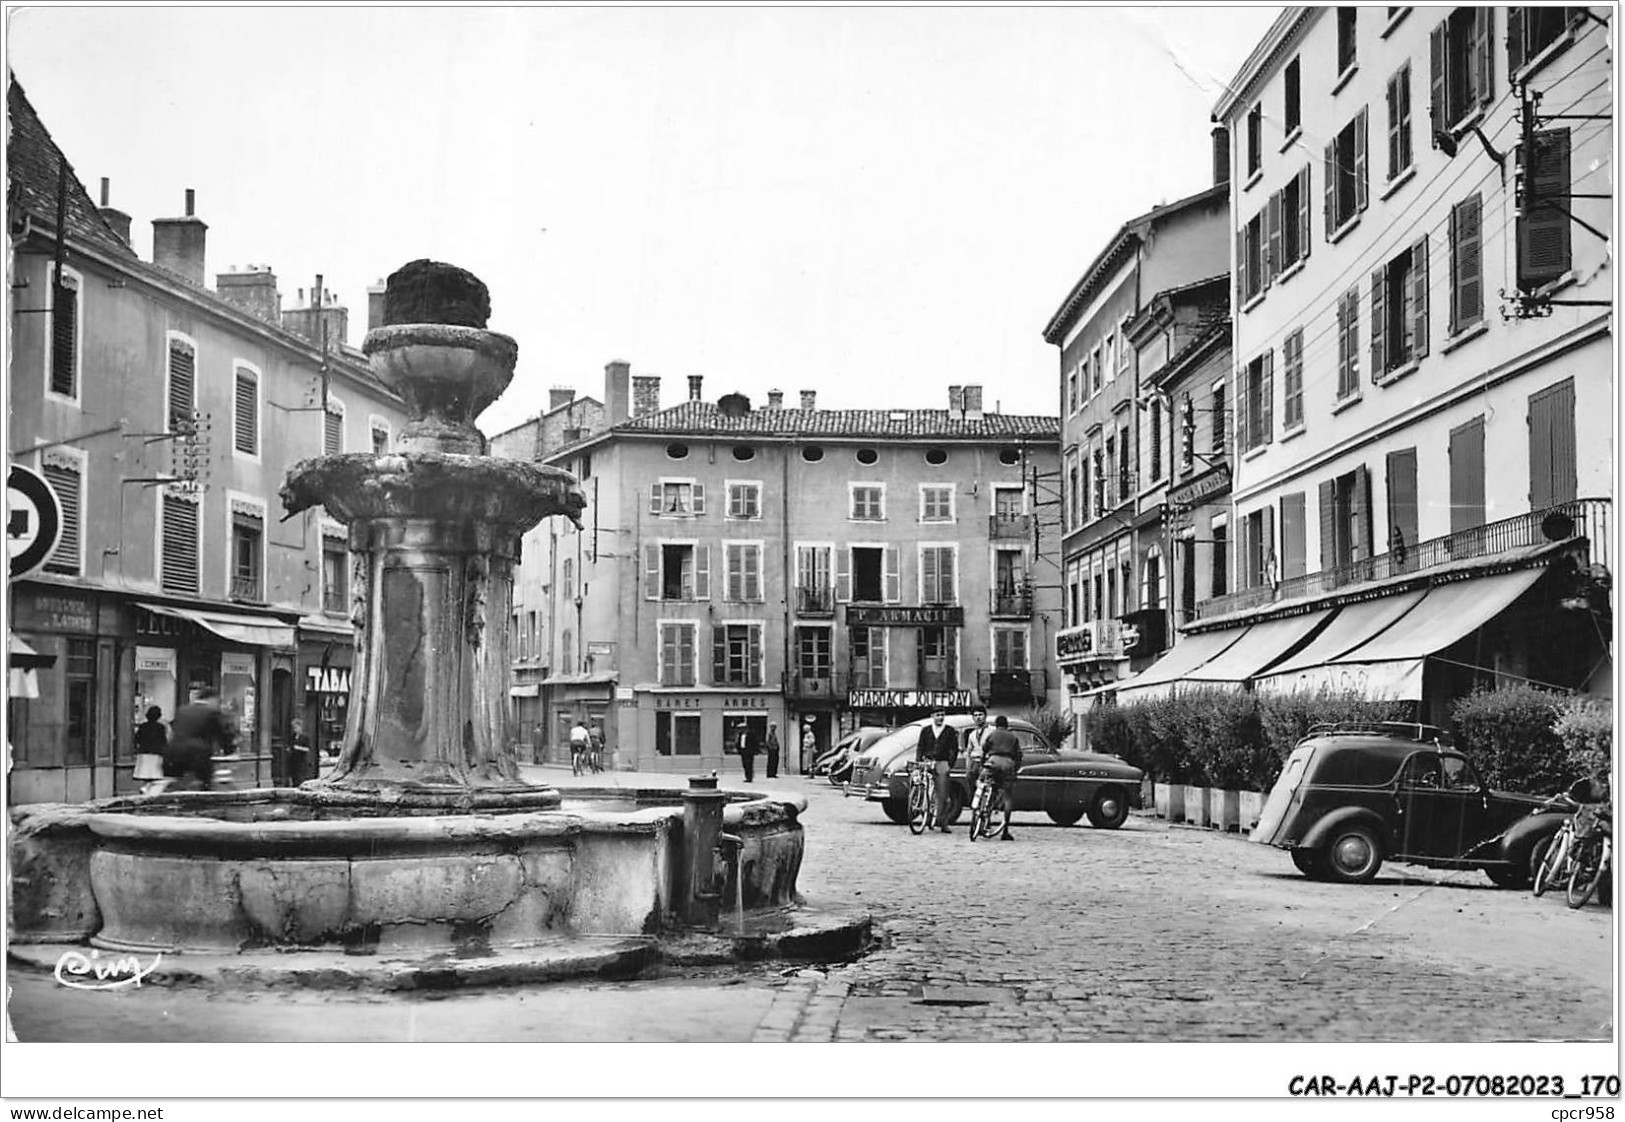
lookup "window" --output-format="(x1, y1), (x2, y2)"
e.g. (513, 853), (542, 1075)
(1091, 448), (1105, 512)
(560, 628), (574, 672)
(1283, 328), (1305, 430)
(167, 335), (197, 431)
(726, 481), (761, 520)
(231, 506), (264, 601)
(322, 537), (348, 613)
(1143, 551), (1163, 610)
(1371, 235), (1430, 377)
(65, 638), (96, 766)
(231, 366), (260, 456)
(1386, 448), (1419, 560)
(801, 445), (824, 463)
(1239, 211), (1264, 305)
(1090, 347), (1103, 394)
(841, 545), (898, 603)
(1387, 63), (1414, 180)
(1068, 580), (1080, 627)
(1210, 521), (1228, 598)
(1337, 6), (1358, 76)
(658, 622), (698, 686)
(994, 486), (1023, 523)
(160, 487), (201, 594)
(578, 452), (592, 479)
(731, 445), (756, 462)
(1529, 378), (1577, 509)
(562, 557), (574, 602)
(796, 626), (832, 680)
(655, 711), (702, 757)
(1284, 56), (1301, 135)
(323, 399), (345, 455)
(1181, 395), (1195, 471)
(713, 623), (763, 686)
(1069, 458), (1082, 528)
(1243, 507), (1275, 588)
(41, 452), (84, 576)
(48, 266), (81, 400)
(1517, 128), (1572, 290)
(1103, 436), (1116, 510)
(666, 443), (690, 460)
(994, 548), (1026, 614)
(371, 420), (390, 454)
(920, 484), (954, 522)
(644, 542), (709, 601)
(918, 627), (956, 688)
(1180, 536), (1197, 623)
(1319, 467), (1373, 571)
(855, 447), (879, 465)
(1430, 8), (1494, 134)
(795, 543), (833, 611)
(919, 545), (957, 605)
(850, 626), (888, 688)
(1324, 108), (1369, 233)
(1276, 166), (1309, 274)
(1246, 102), (1263, 178)
(1210, 380), (1226, 451)
(993, 627), (1027, 673)
(1068, 366), (1080, 414)
(1448, 192), (1483, 332)
(1509, 8), (1579, 74)
(1092, 573), (1104, 621)
(1148, 397), (1163, 483)
(649, 479), (704, 516)
(1240, 351), (1274, 452)
(1448, 416), (1486, 534)
(1280, 492), (1307, 580)
(724, 542), (763, 602)
(850, 484), (884, 521)
(1336, 288), (1361, 399)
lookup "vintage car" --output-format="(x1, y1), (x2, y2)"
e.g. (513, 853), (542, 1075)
(816, 725), (890, 786)
(1250, 723), (1563, 886)
(846, 714), (1144, 828)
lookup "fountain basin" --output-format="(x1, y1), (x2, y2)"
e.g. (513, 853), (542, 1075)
(9, 787), (804, 957)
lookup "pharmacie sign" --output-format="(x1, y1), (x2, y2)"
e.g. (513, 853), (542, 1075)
(845, 605), (964, 627)
(848, 688), (975, 710)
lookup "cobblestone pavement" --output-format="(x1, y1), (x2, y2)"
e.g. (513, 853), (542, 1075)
(5, 769), (1614, 1047)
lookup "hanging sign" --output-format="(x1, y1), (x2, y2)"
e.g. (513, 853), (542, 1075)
(8, 464), (62, 579)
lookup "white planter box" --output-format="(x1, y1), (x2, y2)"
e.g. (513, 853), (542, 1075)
(1154, 782), (1186, 822)
(1183, 786), (1212, 828)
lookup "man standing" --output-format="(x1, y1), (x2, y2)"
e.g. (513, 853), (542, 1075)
(962, 707), (991, 776)
(736, 723), (759, 782)
(980, 715), (1024, 841)
(914, 709), (959, 833)
(164, 687), (234, 791)
(288, 717), (313, 786)
(765, 723), (781, 779)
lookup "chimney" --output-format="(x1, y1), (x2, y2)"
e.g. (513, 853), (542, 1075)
(97, 177), (131, 247)
(549, 387), (576, 412)
(280, 275), (348, 349)
(767, 389), (784, 409)
(215, 266), (281, 324)
(1211, 125), (1230, 187)
(366, 280), (387, 333)
(800, 390), (816, 411)
(151, 188), (208, 286)
(632, 375), (661, 417)
(605, 360), (632, 425)
(687, 374), (704, 402)
(963, 385), (984, 421)
(948, 384), (965, 417)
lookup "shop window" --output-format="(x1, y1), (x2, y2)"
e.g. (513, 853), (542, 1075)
(658, 622), (697, 687)
(713, 622), (763, 686)
(656, 711), (703, 756)
(64, 638), (96, 766)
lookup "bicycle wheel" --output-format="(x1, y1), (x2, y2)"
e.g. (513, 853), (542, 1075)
(1568, 839), (1609, 909)
(924, 775), (939, 831)
(969, 783), (990, 841)
(1533, 829), (1569, 897)
(907, 773), (928, 835)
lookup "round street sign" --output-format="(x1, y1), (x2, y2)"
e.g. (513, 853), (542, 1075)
(8, 463), (63, 579)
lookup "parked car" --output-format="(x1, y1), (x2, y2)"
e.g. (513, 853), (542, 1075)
(847, 714), (1144, 828)
(1250, 722), (1563, 886)
(816, 726), (889, 786)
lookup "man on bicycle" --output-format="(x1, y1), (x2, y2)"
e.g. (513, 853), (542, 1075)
(914, 709), (959, 834)
(962, 707), (991, 776)
(569, 719), (591, 773)
(979, 715), (1023, 840)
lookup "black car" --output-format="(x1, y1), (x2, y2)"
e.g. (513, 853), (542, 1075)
(1250, 722), (1563, 886)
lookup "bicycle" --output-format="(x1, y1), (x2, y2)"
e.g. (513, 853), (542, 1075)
(906, 760), (937, 836)
(966, 761), (1011, 842)
(571, 741), (588, 776)
(1566, 806), (1613, 910)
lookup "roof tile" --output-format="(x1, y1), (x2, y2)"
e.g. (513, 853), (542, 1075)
(613, 401), (1058, 440)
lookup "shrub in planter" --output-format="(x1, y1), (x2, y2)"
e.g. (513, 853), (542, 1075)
(1087, 705), (1140, 769)
(1023, 704), (1074, 751)
(1140, 696), (1193, 783)
(1258, 690), (1409, 778)
(1449, 686), (1567, 794)
(1554, 696), (1613, 796)
(1181, 688), (1263, 790)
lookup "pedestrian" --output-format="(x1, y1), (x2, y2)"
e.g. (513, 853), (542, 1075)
(979, 715), (1024, 841)
(164, 687), (234, 791)
(736, 724), (759, 782)
(914, 709), (959, 833)
(765, 723), (781, 779)
(962, 706), (991, 775)
(801, 724), (817, 773)
(132, 706), (168, 786)
(288, 717), (313, 786)
(570, 718), (591, 774)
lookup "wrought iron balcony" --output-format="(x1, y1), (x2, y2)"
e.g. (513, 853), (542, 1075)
(782, 670), (846, 701)
(1194, 498), (1611, 621)
(795, 584), (836, 616)
(230, 574), (262, 602)
(989, 513), (1032, 540)
(976, 668), (1048, 706)
(990, 581), (1034, 618)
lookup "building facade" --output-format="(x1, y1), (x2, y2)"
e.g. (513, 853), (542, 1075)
(7, 81), (410, 803)
(512, 376), (1062, 774)
(1117, 6), (1612, 718)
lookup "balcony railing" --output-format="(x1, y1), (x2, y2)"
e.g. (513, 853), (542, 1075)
(230, 574), (262, 602)
(795, 584), (835, 616)
(782, 671), (846, 701)
(989, 513), (1032, 540)
(990, 581), (1034, 617)
(1195, 498), (1611, 621)
(976, 668), (1048, 707)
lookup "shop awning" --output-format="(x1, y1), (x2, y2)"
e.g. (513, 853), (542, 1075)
(1253, 591), (1426, 695)
(1182, 609), (1336, 687)
(8, 633), (49, 699)
(297, 614), (354, 638)
(137, 603), (296, 649)
(1252, 568), (1546, 700)
(1114, 626), (1250, 704)
(540, 671), (618, 687)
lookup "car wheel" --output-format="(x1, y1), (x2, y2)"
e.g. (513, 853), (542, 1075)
(1485, 864), (1528, 890)
(881, 798), (910, 825)
(943, 787), (964, 826)
(1322, 825), (1382, 884)
(1047, 807), (1085, 827)
(1290, 849), (1322, 879)
(1086, 787), (1130, 830)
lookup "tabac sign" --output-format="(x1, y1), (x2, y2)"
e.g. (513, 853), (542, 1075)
(845, 605), (964, 627)
(848, 688), (975, 710)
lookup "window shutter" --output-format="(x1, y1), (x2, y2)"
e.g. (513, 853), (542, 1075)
(1550, 378), (1577, 506)
(649, 483), (662, 514)
(747, 626), (763, 686)
(234, 371), (257, 454)
(1387, 72), (1401, 179)
(1298, 166), (1312, 262)
(712, 625), (727, 685)
(1262, 503), (1276, 580)
(1318, 480), (1336, 573)
(746, 545), (761, 601)
(1429, 21), (1447, 146)
(644, 544), (660, 599)
(725, 544), (740, 601)
(1473, 6), (1494, 108)
(691, 483), (706, 515)
(161, 493), (200, 594)
(168, 342), (196, 429)
(941, 548), (956, 604)
(836, 548), (851, 602)
(42, 463), (81, 574)
(1322, 140), (1336, 235)
(1454, 194), (1483, 329)
(50, 278), (77, 396)
(884, 545), (901, 603)
(1410, 234), (1430, 360)
(1507, 8), (1526, 75)
(694, 545), (711, 600)
(1449, 418), (1486, 533)
(1265, 192), (1282, 287)
(921, 547), (937, 603)
(1520, 129), (1573, 288)
(1386, 448), (1419, 553)
(1529, 379), (1576, 508)
(1351, 465), (1372, 562)
(1369, 266), (1387, 378)
(1354, 107), (1369, 212)
(1262, 348), (1274, 444)
(323, 409), (343, 455)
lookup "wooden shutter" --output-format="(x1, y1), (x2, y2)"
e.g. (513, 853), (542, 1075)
(691, 483), (706, 515)
(161, 493), (200, 593)
(42, 463), (80, 574)
(1520, 129), (1573, 289)
(323, 409), (343, 455)
(747, 626), (763, 686)
(168, 341), (195, 429)
(836, 548), (851, 602)
(1387, 71), (1402, 179)
(643, 543), (660, 599)
(1261, 348), (1274, 444)
(1452, 193), (1483, 330)
(649, 483), (663, 514)
(921, 547), (938, 603)
(1354, 107), (1369, 212)
(1410, 234), (1430, 360)
(712, 625), (727, 685)
(1529, 378), (1577, 508)
(884, 545), (900, 603)
(1265, 192), (1282, 288)
(234, 370), (257, 454)
(725, 544), (741, 601)
(1318, 480), (1336, 572)
(1235, 229), (1245, 305)
(1298, 165), (1312, 262)
(1370, 266), (1388, 378)
(1507, 7), (1526, 74)
(1385, 448), (1419, 554)
(1352, 465), (1373, 562)
(941, 548), (956, 604)
(1262, 504), (1276, 581)
(1473, 6), (1494, 108)
(1429, 20), (1447, 146)
(50, 277), (77, 397)
(1346, 289), (1360, 387)
(1449, 418), (1486, 533)
(745, 545), (761, 601)
(694, 545), (710, 600)
(1322, 139), (1336, 234)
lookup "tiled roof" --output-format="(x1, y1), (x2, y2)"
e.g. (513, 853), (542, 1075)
(611, 401), (1059, 441)
(7, 81), (137, 260)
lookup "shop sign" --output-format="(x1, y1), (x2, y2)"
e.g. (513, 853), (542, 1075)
(845, 605), (964, 627)
(307, 666), (352, 694)
(847, 688), (974, 710)
(1168, 463), (1231, 509)
(721, 696), (768, 711)
(222, 653), (256, 678)
(135, 647), (176, 674)
(654, 695), (702, 710)
(17, 591), (96, 634)
(1055, 621), (1126, 665)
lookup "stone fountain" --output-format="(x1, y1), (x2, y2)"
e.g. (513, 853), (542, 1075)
(8, 262), (867, 988)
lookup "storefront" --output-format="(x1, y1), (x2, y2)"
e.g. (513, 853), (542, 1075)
(297, 616), (355, 771)
(627, 686), (786, 774)
(540, 671), (618, 766)
(844, 686), (977, 733)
